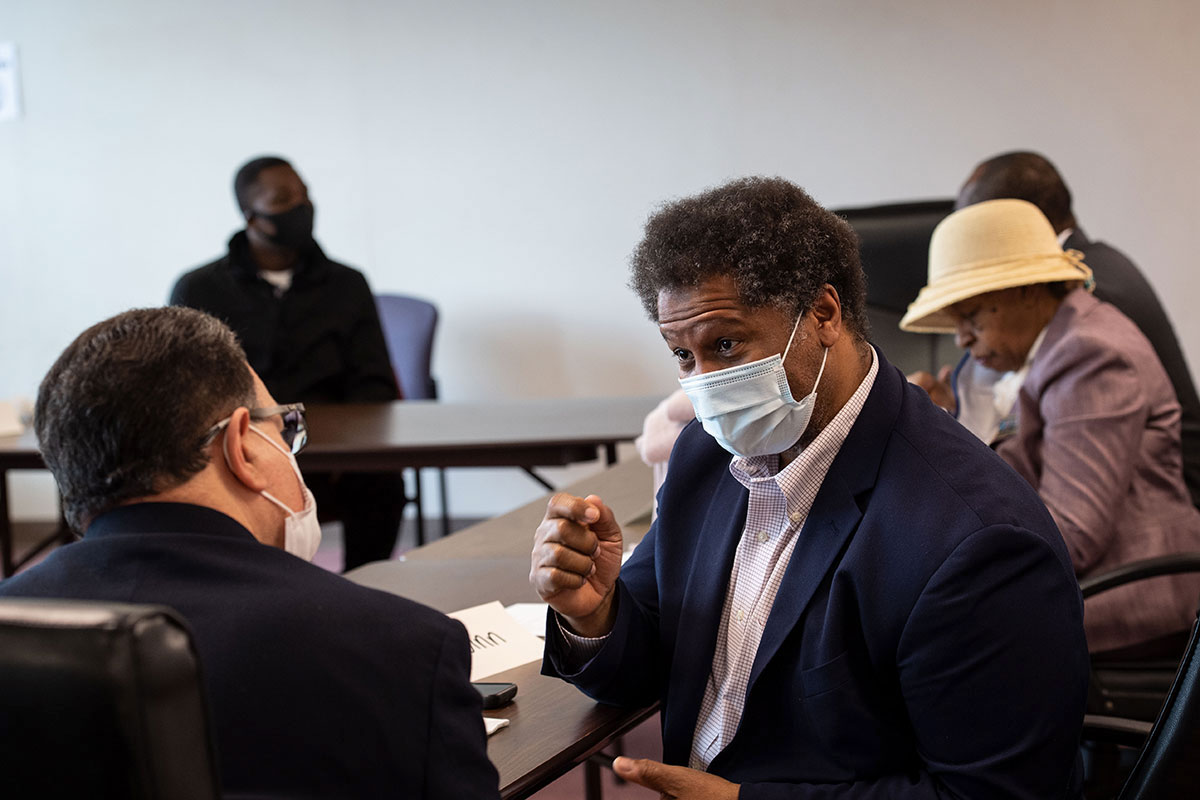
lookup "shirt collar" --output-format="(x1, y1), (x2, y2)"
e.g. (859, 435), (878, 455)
(226, 230), (324, 284)
(991, 324), (1048, 414)
(730, 346), (879, 498)
(85, 502), (257, 542)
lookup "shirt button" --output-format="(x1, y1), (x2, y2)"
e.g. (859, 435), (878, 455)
(789, 512), (801, 523)
(756, 530), (768, 543)
(736, 609), (745, 622)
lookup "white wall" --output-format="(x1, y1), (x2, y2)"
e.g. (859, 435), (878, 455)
(2, 0), (1198, 518)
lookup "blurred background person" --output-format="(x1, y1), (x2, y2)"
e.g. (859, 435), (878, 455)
(912, 152), (1200, 508)
(172, 155), (405, 571)
(903, 198), (1200, 657)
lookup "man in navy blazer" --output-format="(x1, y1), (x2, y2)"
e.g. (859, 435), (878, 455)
(531, 178), (1089, 798)
(0, 307), (499, 799)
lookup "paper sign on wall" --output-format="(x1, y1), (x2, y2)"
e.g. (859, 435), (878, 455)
(448, 600), (545, 681)
(0, 43), (22, 122)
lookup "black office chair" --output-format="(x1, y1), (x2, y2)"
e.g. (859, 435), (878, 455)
(833, 199), (957, 374)
(1083, 596), (1200, 799)
(1081, 553), (1200, 721)
(0, 598), (220, 800)
(375, 293), (450, 543)
(1075, 553), (1200, 798)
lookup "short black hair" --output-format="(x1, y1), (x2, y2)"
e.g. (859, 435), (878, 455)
(629, 176), (869, 337)
(958, 151), (1076, 232)
(233, 155), (292, 215)
(34, 307), (256, 532)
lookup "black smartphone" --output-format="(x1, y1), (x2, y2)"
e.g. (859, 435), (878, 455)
(473, 681), (517, 709)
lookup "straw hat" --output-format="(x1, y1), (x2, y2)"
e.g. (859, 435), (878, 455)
(899, 198), (1093, 333)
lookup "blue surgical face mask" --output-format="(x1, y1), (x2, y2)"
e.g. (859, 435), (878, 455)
(679, 314), (828, 458)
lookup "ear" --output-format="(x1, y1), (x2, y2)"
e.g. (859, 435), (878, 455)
(222, 408), (271, 493)
(811, 284), (844, 349)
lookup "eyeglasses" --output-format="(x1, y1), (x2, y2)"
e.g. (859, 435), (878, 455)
(203, 403), (308, 455)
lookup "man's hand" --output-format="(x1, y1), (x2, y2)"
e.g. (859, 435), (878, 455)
(529, 493), (623, 637)
(612, 757), (739, 800)
(907, 365), (956, 413)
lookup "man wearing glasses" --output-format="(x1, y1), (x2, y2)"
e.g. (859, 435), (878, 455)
(0, 307), (499, 799)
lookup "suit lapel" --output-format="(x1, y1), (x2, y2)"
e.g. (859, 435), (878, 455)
(667, 471), (748, 746)
(744, 349), (902, 695)
(746, 473), (861, 691)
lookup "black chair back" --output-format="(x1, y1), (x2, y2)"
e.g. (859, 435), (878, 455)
(1118, 609), (1200, 798)
(833, 199), (956, 373)
(0, 598), (220, 799)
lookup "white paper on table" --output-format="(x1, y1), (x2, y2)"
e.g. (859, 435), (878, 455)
(504, 602), (549, 639)
(448, 600), (545, 681)
(484, 717), (510, 736)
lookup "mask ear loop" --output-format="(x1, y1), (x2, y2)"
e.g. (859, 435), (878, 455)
(224, 421), (304, 516)
(781, 312), (806, 362)
(781, 312), (829, 392)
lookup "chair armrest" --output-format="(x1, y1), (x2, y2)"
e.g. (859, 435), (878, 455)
(1082, 713), (1153, 748)
(1080, 552), (1200, 599)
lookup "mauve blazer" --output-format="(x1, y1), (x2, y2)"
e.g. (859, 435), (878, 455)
(997, 289), (1200, 652)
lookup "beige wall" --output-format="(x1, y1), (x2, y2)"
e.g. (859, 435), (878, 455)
(2, 0), (1197, 517)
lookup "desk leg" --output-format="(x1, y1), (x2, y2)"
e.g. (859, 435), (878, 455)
(438, 468), (451, 540)
(0, 469), (12, 578)
(604, 442), (617, 466)
(584, 760), (602, 800)
(521, 467), (557, 492)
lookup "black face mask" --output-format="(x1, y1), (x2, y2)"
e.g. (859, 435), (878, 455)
(256, 202), (315, 251)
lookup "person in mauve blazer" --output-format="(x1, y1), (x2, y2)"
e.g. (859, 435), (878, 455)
(904, 198), (1200, 657)
(953, 151), (1200, 508)
(996, 288), (1200, 653)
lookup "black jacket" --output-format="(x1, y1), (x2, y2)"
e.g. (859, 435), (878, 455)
(171, 232), (399, 403)
(0, 503), (500, 799)
(1066, 228), (1200, 507)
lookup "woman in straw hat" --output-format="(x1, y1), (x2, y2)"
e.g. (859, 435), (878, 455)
(901, 198), (1200, 657)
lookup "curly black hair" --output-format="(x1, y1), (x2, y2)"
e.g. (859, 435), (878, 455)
(628, 176), (869, 337)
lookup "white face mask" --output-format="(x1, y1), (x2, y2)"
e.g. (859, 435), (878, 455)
(224, 424), (322, 561)
(679, 314), (828, 458)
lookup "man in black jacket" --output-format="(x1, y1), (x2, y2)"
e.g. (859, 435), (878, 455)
(172, 155), (404, 569)
(0, 307), (499, 799)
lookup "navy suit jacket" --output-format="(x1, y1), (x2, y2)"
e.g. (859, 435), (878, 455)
(545, 352), (1089, 798)
(0, 503), (499, 799)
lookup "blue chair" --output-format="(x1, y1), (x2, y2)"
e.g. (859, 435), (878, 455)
(374, 294), (450, 542)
